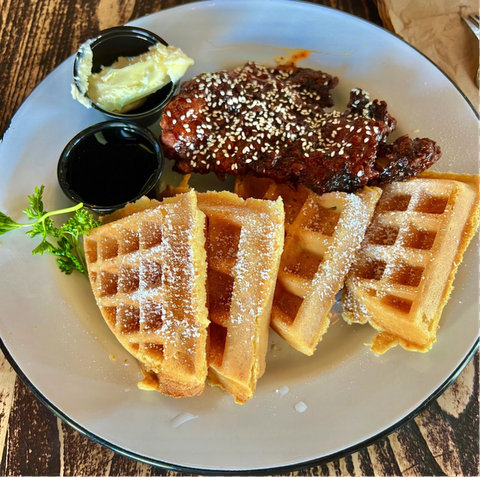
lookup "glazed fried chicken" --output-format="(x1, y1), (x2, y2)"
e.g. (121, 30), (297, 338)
(160, 62), (440, 194)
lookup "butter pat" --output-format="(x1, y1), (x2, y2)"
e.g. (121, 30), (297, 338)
(72, 42), (194, 113)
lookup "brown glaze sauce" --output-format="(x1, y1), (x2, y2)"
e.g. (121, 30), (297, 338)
(160, 62), (441, 194)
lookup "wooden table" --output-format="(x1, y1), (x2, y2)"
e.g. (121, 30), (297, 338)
(0, 1), (478, 475)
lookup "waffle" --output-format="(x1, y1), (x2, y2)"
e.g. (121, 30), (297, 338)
(342, 171), (479, 354)
(84, 190), (209, 397)
(196, 191), (285, 404)
(235, 176), (382, 355)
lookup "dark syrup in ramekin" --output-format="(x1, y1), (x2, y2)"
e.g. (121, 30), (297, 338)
(66, 126), (158, 206)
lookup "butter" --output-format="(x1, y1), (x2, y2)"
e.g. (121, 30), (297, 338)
(71, 40), (94, 108)
(71, 42), (194, 113)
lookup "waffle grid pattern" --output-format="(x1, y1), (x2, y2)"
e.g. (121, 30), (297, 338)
(196, 191), (284, 403)
(343, 174), (479, 353)
(85, 208), (167, 357)
(84, 192), (209, 397)
(235, 177), (381, 355)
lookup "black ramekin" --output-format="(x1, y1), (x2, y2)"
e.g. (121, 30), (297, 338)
(57, 120), (164, 214)
(72, 26), (177, 126)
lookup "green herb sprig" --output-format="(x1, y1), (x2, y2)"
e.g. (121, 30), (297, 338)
(0, 186), (101, 275)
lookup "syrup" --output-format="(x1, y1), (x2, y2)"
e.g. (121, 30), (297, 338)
(65, 126), (159, 207)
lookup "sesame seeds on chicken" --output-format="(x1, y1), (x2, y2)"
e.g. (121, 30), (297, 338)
(160, 62), (440, 193)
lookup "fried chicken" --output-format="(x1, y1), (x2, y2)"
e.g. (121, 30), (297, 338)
(160, 62), (440, 194)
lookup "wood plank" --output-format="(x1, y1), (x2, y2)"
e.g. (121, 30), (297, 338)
(59, 419), (114, 476)
(366, 438), (402, 476)
(1, 377), (60, 475)
(435, 355), (480, 476)
(0, 355), (17, 474)
(414, 355), (479, 476)
(437, 352), (476, 418)
(415, 405), (463, 476)
(388, 420), (444, 476)
(349, 450), (373, 476)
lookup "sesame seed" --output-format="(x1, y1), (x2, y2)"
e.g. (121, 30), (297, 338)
(163, 62), (390, 184)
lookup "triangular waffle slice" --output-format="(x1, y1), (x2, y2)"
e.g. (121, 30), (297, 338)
(342, 171), (479, 354)
(235, 177), (382, 355)
(84, 190), (209, 397)
(197, 191), (284, 404)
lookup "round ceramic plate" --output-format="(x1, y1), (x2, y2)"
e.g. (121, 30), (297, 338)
(0, 0), (478, 472)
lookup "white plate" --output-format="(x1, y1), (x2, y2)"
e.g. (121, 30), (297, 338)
(0, 0), (478, 472)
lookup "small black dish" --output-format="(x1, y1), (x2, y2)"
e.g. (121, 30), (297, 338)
(73, 26), (177, 126)
(58, 121), (164, 214)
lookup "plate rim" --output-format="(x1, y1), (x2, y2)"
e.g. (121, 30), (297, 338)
(0, 0), (478, 473)
(1, 337), (477, 473)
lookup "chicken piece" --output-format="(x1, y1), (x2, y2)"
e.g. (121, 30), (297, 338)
(160, 62), (440, 194)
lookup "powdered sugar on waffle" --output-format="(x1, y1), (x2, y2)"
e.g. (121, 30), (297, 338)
(102, 200), (203, 353)
(231, 213), (279, 327)
(310, 194), (369, 295)
(157, 203), (201, 350)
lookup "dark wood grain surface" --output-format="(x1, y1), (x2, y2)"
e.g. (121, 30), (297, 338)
(0, 1), (478, 475)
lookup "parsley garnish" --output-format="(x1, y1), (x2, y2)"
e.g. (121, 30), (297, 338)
(0, 186), (101, 275)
